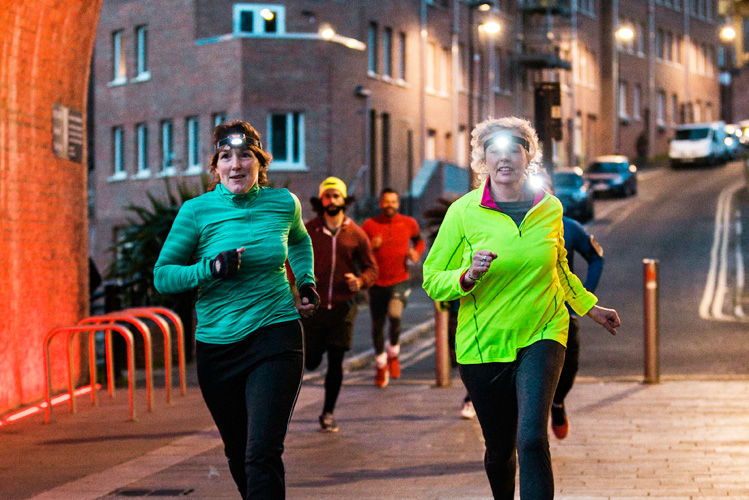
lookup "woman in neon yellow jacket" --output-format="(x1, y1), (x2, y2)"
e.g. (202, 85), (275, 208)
(423, 116), (620, 500)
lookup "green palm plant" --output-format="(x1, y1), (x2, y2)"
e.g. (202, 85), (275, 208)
(107, 177), (209, 309)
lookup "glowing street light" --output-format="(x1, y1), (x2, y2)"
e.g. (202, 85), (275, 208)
(481, 21), (501, 35)
(260, 8), (275, 21)
(720, 25), (736, 42)
(616, 26), (634, 41)
(319, 24), (335, 40)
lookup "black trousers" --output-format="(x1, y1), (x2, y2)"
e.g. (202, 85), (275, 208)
(459, 340), (565, 500)
(553, 316), (580, 405)
(196, 320), (304, 500)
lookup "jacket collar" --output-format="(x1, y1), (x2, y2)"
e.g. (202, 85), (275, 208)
(479, 177), (546, 212)
(216, 183), (260, 206)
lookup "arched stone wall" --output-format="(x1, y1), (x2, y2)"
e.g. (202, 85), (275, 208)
(0, 0), (102, 414)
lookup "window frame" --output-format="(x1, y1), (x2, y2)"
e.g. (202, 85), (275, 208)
(110, 126), (126, 180)
(185, 116), (202, 174)
(135, 123), (150, 178)
(233, 4), (285, 36)
(133, 25), (150, 82)
(267, 112), (307, 171)
(160, 119), (175, 177)
(111, 30), (126, 85)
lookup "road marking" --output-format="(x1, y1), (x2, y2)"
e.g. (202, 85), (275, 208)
(699, 182), (745, 321)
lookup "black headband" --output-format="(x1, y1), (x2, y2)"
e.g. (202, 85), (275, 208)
(483, 132), (529, 155)
(215, 133), (262, 151)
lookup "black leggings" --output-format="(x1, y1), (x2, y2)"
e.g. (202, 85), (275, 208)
(196, 320), (304, 500)
(306, 344), (346, 414)
(459, 340), (565, 500)
(553, 316), (579, 405)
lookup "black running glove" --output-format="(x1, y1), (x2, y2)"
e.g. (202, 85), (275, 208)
(210, 249), (240, 279)
(298, 284), (320, 311)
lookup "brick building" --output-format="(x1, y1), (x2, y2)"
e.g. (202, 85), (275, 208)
(90, 0), (724, 274)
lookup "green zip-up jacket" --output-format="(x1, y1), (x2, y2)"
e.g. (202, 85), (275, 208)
(154, 183), (315, 344)
(422, 179), (597, 364)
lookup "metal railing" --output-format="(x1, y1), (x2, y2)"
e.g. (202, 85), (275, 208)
(123, 307), (187, 397)
(44, 324), (136, 423)
(79, 314), (154, 411)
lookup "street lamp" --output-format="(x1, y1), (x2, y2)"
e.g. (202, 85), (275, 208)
(719, 24), (737, 122)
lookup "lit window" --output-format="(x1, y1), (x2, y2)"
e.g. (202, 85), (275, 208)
(111, 126), (125, 179)
(657, 91), (666, 126)
(135, 123), (150, 177)
(618, 81), (628, 118)
(186, 117), (201, 174)
(268, 112), (306, 170)
(112, 30), (126, 84)
(233, 4), (285, 35)
(633, 85), (641, 120)
(160, 120), (175, 176)
(134, 25), (149, 80)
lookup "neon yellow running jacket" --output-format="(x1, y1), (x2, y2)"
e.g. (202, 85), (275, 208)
(422, 180), (597, 364)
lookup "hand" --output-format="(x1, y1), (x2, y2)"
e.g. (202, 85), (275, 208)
(407, 248), (420, 263)
(371, 235), (383, 250)
(586, 305), (621, 336)
(344, 272), (362, 292)
(297, 284), (320, 318)
(211, 247), (245, 279)
(463, 250), (498, 286)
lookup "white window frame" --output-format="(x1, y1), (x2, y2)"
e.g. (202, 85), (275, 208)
(618, 81), (628, 119)
(425, 129), (436, 161)
(213, 112), (227, 127)
(133, 25), (150, 82)
(233, 4), (285, 35)
(160, 120), (175, 177)
(657, 90), (666, 127)
(111, 30), (126, 86)
(633, 84), (641, 120)
(110, 126), (126, 180)
(185, 116), (202, 175)
(267, 112), (306, 171)
(135, 123), (150, 178)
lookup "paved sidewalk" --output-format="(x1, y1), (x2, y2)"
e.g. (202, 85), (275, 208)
(4, 371), (749, 500)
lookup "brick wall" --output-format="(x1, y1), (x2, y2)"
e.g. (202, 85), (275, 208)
(0, 0), (102, 414)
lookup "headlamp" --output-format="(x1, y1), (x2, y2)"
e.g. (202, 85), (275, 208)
(483, 132), (529, 155)
(215, 133), (262, 151)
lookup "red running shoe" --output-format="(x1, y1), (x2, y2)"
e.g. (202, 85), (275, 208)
(551, 403), (569, 439)
(388, 355), (401, 379)
(375, 365), (389, 387)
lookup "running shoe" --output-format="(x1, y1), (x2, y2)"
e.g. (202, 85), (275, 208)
(551, 403), (569, 439)
(375, 365), (389, 387)
(319, 412), (339, 433)
(388, 355), (401, 379)
(460, 400), (476, 419)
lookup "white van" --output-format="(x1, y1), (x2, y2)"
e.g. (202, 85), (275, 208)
(669, 121), (729, 168)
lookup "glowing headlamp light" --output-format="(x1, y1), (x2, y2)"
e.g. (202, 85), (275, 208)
(483, 132), (529, 155)
(215, 133), (262, 151)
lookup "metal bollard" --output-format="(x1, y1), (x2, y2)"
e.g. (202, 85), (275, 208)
(434, 301), (451, 387)
(643, 259), (660, 384)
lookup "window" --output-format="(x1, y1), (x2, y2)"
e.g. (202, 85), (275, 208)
(135, 123), (149, 177)
(111, 126), (125, 179)
(664, 32), (672, 61)
(134, 25), (149, 80)
(672, 94), (679, 124)
(426, 42), (436, 91)
(398, 32), (407, 81)
(675, 35), (682, 65)
(440, 47), (449, 94)
(186, 116), (201, 174)
(637, 23), (645, 55)
(368, 22), (379, 74)
(656, 30), (664, 59)
(618, 81), (628, 119)
(457, 126), (468, 166)
(494, 50), (502, 91)
(383, 28), (392, 78)
(268, 112), (305, 170)
(112, 30), (126, 84)
(160, 120), (174, 176)
(233, 4), (284, 35)
(633, 84), (641, 120)
(213, 113), (227, 127)
(657, 91), (666, 126)
(425, 129), (436, 160)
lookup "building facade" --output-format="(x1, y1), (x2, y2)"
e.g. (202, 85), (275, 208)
(90, 0), (723, 273)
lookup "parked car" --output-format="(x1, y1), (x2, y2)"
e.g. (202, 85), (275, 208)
(552, 167), (594, 222)
(669, 121), (730, 168)
(584, 155), (638, 197)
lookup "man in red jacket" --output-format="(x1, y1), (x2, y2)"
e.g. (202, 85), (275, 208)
(362, 188), (425, 387)
(302, 177), (378, 432)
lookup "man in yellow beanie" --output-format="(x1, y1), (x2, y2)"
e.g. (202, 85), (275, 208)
(302, 177), (378, 432)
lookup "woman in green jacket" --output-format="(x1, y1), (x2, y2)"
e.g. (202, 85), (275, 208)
(422, 116), (620, 500)
(154, 120), (318, 500)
